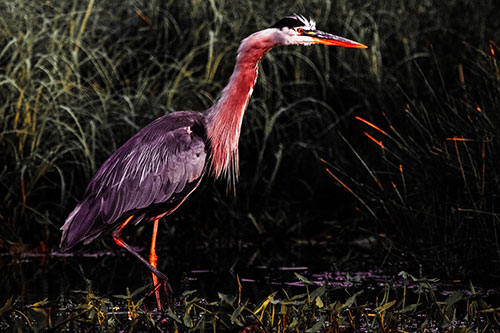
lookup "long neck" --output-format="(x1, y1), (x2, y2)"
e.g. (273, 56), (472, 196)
(205, 30), (275, 187)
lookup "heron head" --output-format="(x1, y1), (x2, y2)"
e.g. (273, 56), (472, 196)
(270, 15), (367, 48)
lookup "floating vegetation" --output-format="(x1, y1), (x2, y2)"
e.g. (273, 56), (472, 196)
(1, 272), (498, 331)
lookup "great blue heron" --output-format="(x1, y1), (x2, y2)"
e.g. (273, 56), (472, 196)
(60, 14), (366, 307)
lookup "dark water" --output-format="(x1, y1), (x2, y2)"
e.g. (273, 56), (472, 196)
(2, 243), (498, 303)
(1, 243), (499, 331)
(2, 244), (328, 305)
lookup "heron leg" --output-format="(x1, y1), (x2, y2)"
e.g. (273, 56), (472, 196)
(112, 216), (169, 283)
(149, 218), (172, 309)
(149, 218), (161, 308)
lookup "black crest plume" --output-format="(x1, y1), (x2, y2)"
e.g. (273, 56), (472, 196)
(270, 14), (316, 29)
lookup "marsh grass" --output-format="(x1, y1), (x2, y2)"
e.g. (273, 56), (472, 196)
(322, 36), (500, 275)
(0, 0), (372, 251)
(1, 0), (500, 329)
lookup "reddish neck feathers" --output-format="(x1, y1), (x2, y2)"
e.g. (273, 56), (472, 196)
(205, 30), (275, 189)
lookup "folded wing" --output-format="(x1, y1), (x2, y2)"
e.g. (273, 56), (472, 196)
(60, 112), (207, 250)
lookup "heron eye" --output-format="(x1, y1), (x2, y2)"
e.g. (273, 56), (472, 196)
(297, 28), (304, 34)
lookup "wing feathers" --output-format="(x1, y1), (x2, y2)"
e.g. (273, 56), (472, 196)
(60, 112), (207, 250)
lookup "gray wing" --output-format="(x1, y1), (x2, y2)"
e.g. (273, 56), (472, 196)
(60, 113), (207, 250)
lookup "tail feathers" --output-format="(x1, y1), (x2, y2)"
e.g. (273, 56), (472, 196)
(60, 200), (102, 251)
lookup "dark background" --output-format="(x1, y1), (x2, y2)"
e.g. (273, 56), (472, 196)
(1, 0), (500, 302)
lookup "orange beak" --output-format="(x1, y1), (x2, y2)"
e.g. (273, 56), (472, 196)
(307, 30), (367, 48)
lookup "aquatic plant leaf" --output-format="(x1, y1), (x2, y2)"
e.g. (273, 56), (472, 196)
(31, 298), (50, 316)
(294, 272), (313, 285)
(346, 272), (361, 282)
(99, 302), (108, 324)
(469, 281), (477, 296)
(283, 299), (307, 306)
(409, 274), (439, 284)
(396, 303), (419, 313)
(185, 297), (203, 306)
(288, 292), (307, 301)
(183, 310), (193, 327)
(218, 292), (236, 306)
(112, 285), (149, 300)
(374, 299), (396, 313)
(166, 307), (182, 324)
(309, 285), (326, 301)
(288, 318), (299, 329)
(192, 315), (206, 330)
(181, 289), (198, 298)
(419, 319), (429, 330)
(306, 315), (325, 332)
(230, 304), (245, 326)
(327, 301), (343, 313)
(343, 291), (363, 308)
(0, 297), (15, 318)
(88, 307), (96, 320)
(444, 290), (464, 306)
(315, 297), (324, 308)
(31, 299), (49, 308)
(477, 299), (490, 311)
(254, 292), (277, 319)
